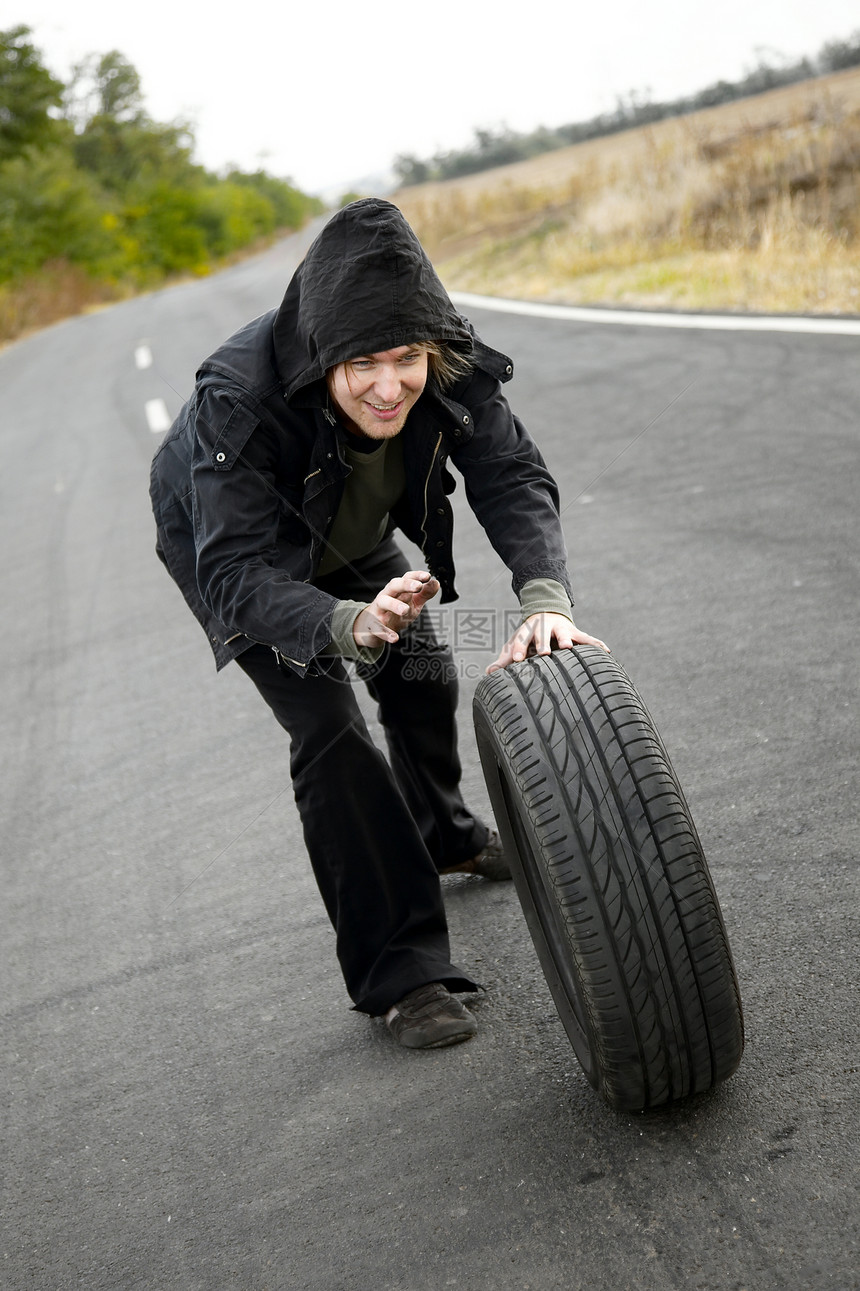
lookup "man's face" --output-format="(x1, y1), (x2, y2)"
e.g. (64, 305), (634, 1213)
(327, 345), (429, 440)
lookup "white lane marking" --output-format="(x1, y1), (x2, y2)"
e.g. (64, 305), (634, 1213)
(145, 398), (171, 433)
(450, 291), (860, 336)
(135, 342), (153, 369)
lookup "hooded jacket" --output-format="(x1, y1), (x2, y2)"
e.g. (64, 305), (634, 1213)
(150, 199), (573, 676)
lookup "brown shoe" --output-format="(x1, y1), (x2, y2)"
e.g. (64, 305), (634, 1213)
(439, 829), (511, 881)
(385, 983), (478, 1049)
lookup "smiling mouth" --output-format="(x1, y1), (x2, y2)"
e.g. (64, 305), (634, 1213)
(365, 399), (405, 420)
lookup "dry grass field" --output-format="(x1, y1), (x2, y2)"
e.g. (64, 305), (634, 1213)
(394, 67), (860, 315)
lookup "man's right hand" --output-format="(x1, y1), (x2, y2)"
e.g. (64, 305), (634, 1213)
(352, 571), (440, 648)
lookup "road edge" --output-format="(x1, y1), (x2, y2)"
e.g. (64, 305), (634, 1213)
(450, 291), (860, 336)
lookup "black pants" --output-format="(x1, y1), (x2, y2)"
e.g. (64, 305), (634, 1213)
(235, 539), (485, 1015)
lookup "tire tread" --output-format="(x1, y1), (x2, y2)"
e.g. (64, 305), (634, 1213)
(473, 647), (744, 1110)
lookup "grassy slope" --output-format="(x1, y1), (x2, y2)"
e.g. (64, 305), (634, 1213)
(394, 67), (860, 315)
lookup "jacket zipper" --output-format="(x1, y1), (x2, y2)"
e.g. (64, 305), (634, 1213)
(420, 432), (443, 547)
(276, 649), (307, 669)
(238, 631), (307, 669)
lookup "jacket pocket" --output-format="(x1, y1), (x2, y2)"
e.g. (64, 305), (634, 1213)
(209, 401), (260, 471)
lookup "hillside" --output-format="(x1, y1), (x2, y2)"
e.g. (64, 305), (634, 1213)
(393, 67), (860, 315)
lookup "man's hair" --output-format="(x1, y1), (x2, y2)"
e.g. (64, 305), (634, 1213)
(423, 340), (473, 390)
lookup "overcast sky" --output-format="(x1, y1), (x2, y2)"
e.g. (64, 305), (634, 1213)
(18, 0), (860, 196)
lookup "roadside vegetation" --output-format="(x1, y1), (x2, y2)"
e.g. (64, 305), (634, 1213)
(0, 26), (323, 343)
(394, 45), (860, 315)
(393, 32), (860, 187)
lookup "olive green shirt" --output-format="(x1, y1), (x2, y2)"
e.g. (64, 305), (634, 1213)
(320, 436), (573, 662)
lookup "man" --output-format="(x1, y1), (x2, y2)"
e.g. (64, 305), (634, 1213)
(150, 199), (607, 1050)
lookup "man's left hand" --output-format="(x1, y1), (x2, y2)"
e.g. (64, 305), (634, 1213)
(485, 613), (610, 674)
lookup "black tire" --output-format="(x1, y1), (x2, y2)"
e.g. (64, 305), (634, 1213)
(473, 646), (744, 1112)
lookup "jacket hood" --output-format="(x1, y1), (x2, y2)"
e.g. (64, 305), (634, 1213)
(273, 199), (473, 405)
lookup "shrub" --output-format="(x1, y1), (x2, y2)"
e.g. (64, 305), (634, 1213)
(0, 146), (117, 279)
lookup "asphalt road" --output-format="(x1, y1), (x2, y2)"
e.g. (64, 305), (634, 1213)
(2, 224), (858, 1291)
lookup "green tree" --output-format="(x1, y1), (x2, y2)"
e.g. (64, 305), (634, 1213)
(819, 30), (860, 72)
(74, 115), (202, 194)
(0, 145), (118, 279)
(225, 168), (323, 228)
(393, 153), (431, 187)
(64, 50), (143, 129)
(119, 182), (208, 278)
(0, 25), (64, 161)
(195, 181), (275, 256)
(0, 30), (323, 328)
(65, 49), (202, 196)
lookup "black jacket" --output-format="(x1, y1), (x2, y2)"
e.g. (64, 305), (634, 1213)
(150, 199), (572, 675)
